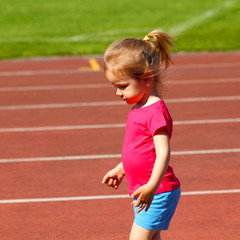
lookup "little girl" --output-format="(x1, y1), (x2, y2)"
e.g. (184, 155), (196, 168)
(102, 29), (181, 240)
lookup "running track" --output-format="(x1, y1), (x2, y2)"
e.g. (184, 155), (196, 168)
(0, 52), (240, 240)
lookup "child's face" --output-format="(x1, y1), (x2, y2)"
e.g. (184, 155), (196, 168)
(106, 70), (149, 105)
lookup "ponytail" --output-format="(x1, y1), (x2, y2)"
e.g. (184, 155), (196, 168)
(143, 30), (174, 69)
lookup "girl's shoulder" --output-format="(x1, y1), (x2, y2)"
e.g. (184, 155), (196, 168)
(130, 99), (172, 125)
(128, 99), (170, 123)
(128, 99), (173, 137)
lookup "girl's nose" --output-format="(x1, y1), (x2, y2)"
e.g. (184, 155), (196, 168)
(116, 88), (123, 97)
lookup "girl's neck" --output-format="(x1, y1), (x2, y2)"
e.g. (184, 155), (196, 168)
(134, 89), (161, 109)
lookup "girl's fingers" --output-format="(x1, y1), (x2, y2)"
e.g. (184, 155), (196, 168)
(113, 179), (118, 189)
(107, 178), (113, 186)
(102, 173), (110, 184)
(132, 196), (152, 213)
(132, 195), (142, 207)
(131, 199), (139, 207)
(102, 176), (107, 184)
(136, 203), (146, 213)
(131, 187), (141, 199)
(104, 178), (118, 188)
(145, 203), (151, 212)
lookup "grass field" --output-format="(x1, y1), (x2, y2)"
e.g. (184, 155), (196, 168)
(0, 0), (240, 59)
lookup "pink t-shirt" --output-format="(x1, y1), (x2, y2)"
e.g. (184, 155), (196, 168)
(122, 100), (180, 196)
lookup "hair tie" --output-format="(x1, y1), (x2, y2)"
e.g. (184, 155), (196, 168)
(143, 35), (151, 42)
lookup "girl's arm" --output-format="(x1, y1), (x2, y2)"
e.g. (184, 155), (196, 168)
(131, 128), (170, 213)
(102, 162), (125, 189)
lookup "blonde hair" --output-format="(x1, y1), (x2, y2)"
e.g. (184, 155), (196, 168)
(103, 29), (174, 95)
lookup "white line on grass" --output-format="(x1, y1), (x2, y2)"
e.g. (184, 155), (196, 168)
(1, 96), (240, 110)
(0, 189), (239, 204)
(0, 118), (240, 133)
(0, 0), (237, 43)
(1, 148), (240, 163)
(168, 0), (238, 36)
(0, 78), (240, 92)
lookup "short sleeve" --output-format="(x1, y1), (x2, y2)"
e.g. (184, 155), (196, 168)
(147, 103), (173, 138)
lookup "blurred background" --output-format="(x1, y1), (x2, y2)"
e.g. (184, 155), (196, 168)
(0, 0), (240, 59)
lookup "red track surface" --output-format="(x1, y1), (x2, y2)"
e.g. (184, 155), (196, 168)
(0, 52), (240, 240)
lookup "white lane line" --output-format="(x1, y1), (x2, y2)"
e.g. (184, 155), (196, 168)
(166, 96), (240, 103)
(0, 83), (110, 92)
(1, 118), (240, 133)
(174, 118), (240, 125)
(0, 154), (122, 163)
(0, 69), (97, 77)
(181, 189), (240, 196)
(1, 96), (240, 111)
(0, 78), (240, 92)
(171, 62), (240, 70)
(172, 148), (240, 155)
(0, 61), (239, 76)
(0, 101), (125, 110)
(1, 148), (240, 163)
(170, 78), (240, 85)
(0, 195), (130, 204)
(0, 124), (126, 132)
(0, 189), (239, 204)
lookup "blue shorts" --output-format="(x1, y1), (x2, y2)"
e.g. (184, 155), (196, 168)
(133, 187), (181, 231)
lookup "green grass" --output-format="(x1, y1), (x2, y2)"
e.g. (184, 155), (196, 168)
(0, 0), (240, 59)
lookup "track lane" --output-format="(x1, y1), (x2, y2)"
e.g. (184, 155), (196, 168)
(0, 153), (239, 200)
(0, 72), (105, 87)
(0, 123), (240, 158)
(1, 70), (240, 88)
(0, 51), (239, 72)
(0, 193), (239, 240)
(1, 81), (240, 106)
(0, 52), (240, 240)
(0, 57), (92, 72)
(0, 105), (130, 128)
(162, 193), (240, 240)
(0, 100), (239, 128)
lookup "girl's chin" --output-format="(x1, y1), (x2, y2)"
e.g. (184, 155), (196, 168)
(125, 100), (135, 105)
(122, 98), (137, 105)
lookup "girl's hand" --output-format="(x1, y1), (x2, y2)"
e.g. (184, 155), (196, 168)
(102, 163), (125, 189)
(131, 184), (155, 213)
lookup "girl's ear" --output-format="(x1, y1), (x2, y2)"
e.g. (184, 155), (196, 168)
(142, 72), (154, 87)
